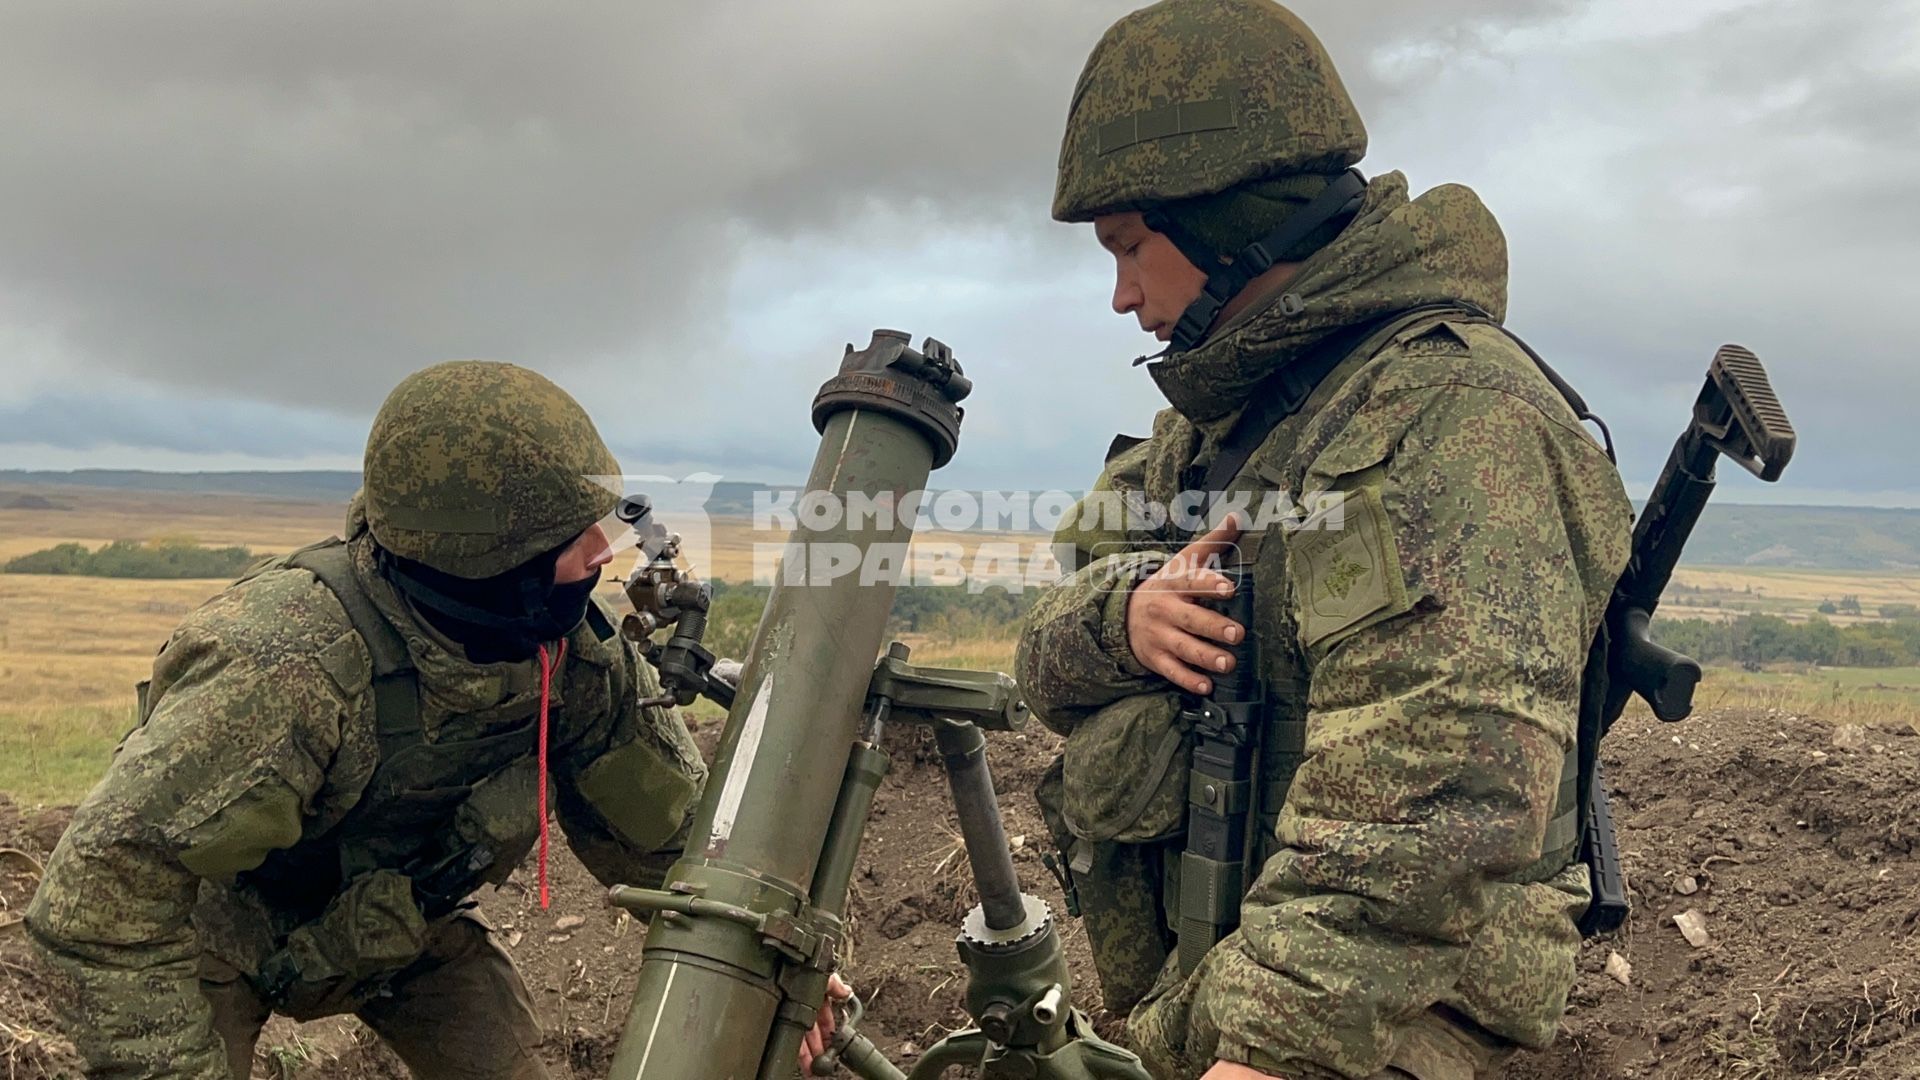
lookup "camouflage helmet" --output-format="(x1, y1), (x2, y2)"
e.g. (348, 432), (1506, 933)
(363, 361), (620, 579)
(1052, 0), (1367, 223)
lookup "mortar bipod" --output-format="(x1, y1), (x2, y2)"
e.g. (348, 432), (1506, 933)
(814, 643), (1150, 1080)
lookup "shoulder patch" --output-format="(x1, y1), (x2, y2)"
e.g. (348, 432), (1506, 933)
(1289, 485), (1411, 649)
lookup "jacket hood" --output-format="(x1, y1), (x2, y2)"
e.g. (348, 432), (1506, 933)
(1146, 171), (1509, 424)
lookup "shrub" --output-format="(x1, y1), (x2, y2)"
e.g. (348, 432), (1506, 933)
(1652, 612), (1920, 668)
(3, 538), (259, 579)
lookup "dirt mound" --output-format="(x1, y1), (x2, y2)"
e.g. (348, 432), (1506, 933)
(5, 706), (1917, 1078)
(0, 801), (80, 1080)
(1505, 709), (1920, 1079)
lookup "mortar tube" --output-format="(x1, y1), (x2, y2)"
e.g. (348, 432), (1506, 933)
(611, 403), (937, 1080)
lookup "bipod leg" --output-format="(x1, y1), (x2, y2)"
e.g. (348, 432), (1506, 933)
(904, 1031), (992, 1080)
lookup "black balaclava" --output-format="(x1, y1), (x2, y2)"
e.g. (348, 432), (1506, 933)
(1141, 169), (1367, 354)
(377, 539), (599, 664)
(1156, 172), (1348, 269)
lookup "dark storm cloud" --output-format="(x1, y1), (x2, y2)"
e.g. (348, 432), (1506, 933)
(0, 386), (361, 458)
(1462, 0), (1920, 497)
(0, 1), (1104, 408)
(0, 0), (1575, 407)
(0, 0), (1912, 504)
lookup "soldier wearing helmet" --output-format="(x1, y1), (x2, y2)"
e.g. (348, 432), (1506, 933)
(28, 362), (712, 1078)
(1020, 2), (1633, 1078)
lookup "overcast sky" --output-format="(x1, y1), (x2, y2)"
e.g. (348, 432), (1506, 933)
(1, 0), (1914, 507)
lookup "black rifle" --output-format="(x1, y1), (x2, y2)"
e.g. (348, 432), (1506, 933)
(1577, 344), (1796, 935)
(1176, 565), (1263, 974)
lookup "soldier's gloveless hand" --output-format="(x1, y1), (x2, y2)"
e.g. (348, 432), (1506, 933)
(1123, 513), (1245, 694)
(797, 973), (853, 1076)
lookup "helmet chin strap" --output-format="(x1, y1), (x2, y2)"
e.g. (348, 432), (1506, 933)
(1143, 168), (1370, 355)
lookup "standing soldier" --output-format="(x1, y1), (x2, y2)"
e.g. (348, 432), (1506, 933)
(1020, 2), (1633, 1078)
(26, 362), (710, 1079)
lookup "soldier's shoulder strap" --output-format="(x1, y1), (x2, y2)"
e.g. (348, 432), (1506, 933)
(284, 539), (412, 678)
(1199, 302), (1476, 503)
(1436, 312), (1609, 887)
(284, 539), (421, 747)
(1472, 316), (1618, 465)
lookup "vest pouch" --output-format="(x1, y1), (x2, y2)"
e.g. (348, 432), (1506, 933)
(399, 760), (542, 918)
(254, 868), (429, 1020)
(451, 757), (540, 889)
(340, 783), (474, 878)
(1060, 689), (1189, 844)
(1038, 755), (1179, 1015)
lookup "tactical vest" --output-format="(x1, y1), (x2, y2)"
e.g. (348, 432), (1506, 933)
(1214, 306), (1586, 897)
(1041, 305), (1600, 1007)
(216, 539), (614, 1011)
(234, 540), (558, 911)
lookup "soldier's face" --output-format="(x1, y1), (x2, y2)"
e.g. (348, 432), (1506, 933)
(1094, 211), (1207, 342)
(553, 522), (614, 584)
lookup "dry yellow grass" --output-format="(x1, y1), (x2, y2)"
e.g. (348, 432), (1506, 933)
(1663, 565), (1920, 623)
(1682, 663), (1920, 731)
(0, 486), (344, 564)
(0, 487), (1055, 803)
(0, 487), (358, 802)
(0, 575), (220, 687)
(0, 575), (233, 803)
(5, 485), (1917, 805)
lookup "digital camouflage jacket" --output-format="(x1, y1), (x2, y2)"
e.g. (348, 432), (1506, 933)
(1017, 173), (1632, 1079)
(27, 500), (707, 1079)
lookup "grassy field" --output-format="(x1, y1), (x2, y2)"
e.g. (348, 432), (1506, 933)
(1661, 565), (1920, 623)
(0, 573), (1019, 805)
(0, 575), (232, 803)
(4, 484), (1917, 806)
(1689, 661), (1920, 727)
(0, 489), (343, 565)
(0, 486), (1051, 804)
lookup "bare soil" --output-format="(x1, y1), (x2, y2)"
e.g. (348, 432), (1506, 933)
(4, 706), (1917, 1079)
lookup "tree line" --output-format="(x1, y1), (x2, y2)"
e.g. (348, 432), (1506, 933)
(703, 578), (1035, 659)
(1654, 613), (1920, 668)
(3, 539), (259, 579)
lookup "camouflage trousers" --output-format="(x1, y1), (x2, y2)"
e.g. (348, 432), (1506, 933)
(200, 914), (548, 1080)
(1132, 976), (1514, 1080)
(1371, 1006), (1516, 1080)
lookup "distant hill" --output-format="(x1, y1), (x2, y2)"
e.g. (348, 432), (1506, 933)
(5, 470), (1917, 571)
(0, 469), (784, 511)
(1649, 502), (1920, 571)
(0, 469), (364, 500)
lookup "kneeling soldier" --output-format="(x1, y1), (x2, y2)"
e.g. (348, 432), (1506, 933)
(29, 361), (709, 1079)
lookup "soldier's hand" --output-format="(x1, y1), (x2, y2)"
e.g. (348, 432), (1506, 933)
(798, 973), (853, 1076)
(1124, 513), (1244, 694)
